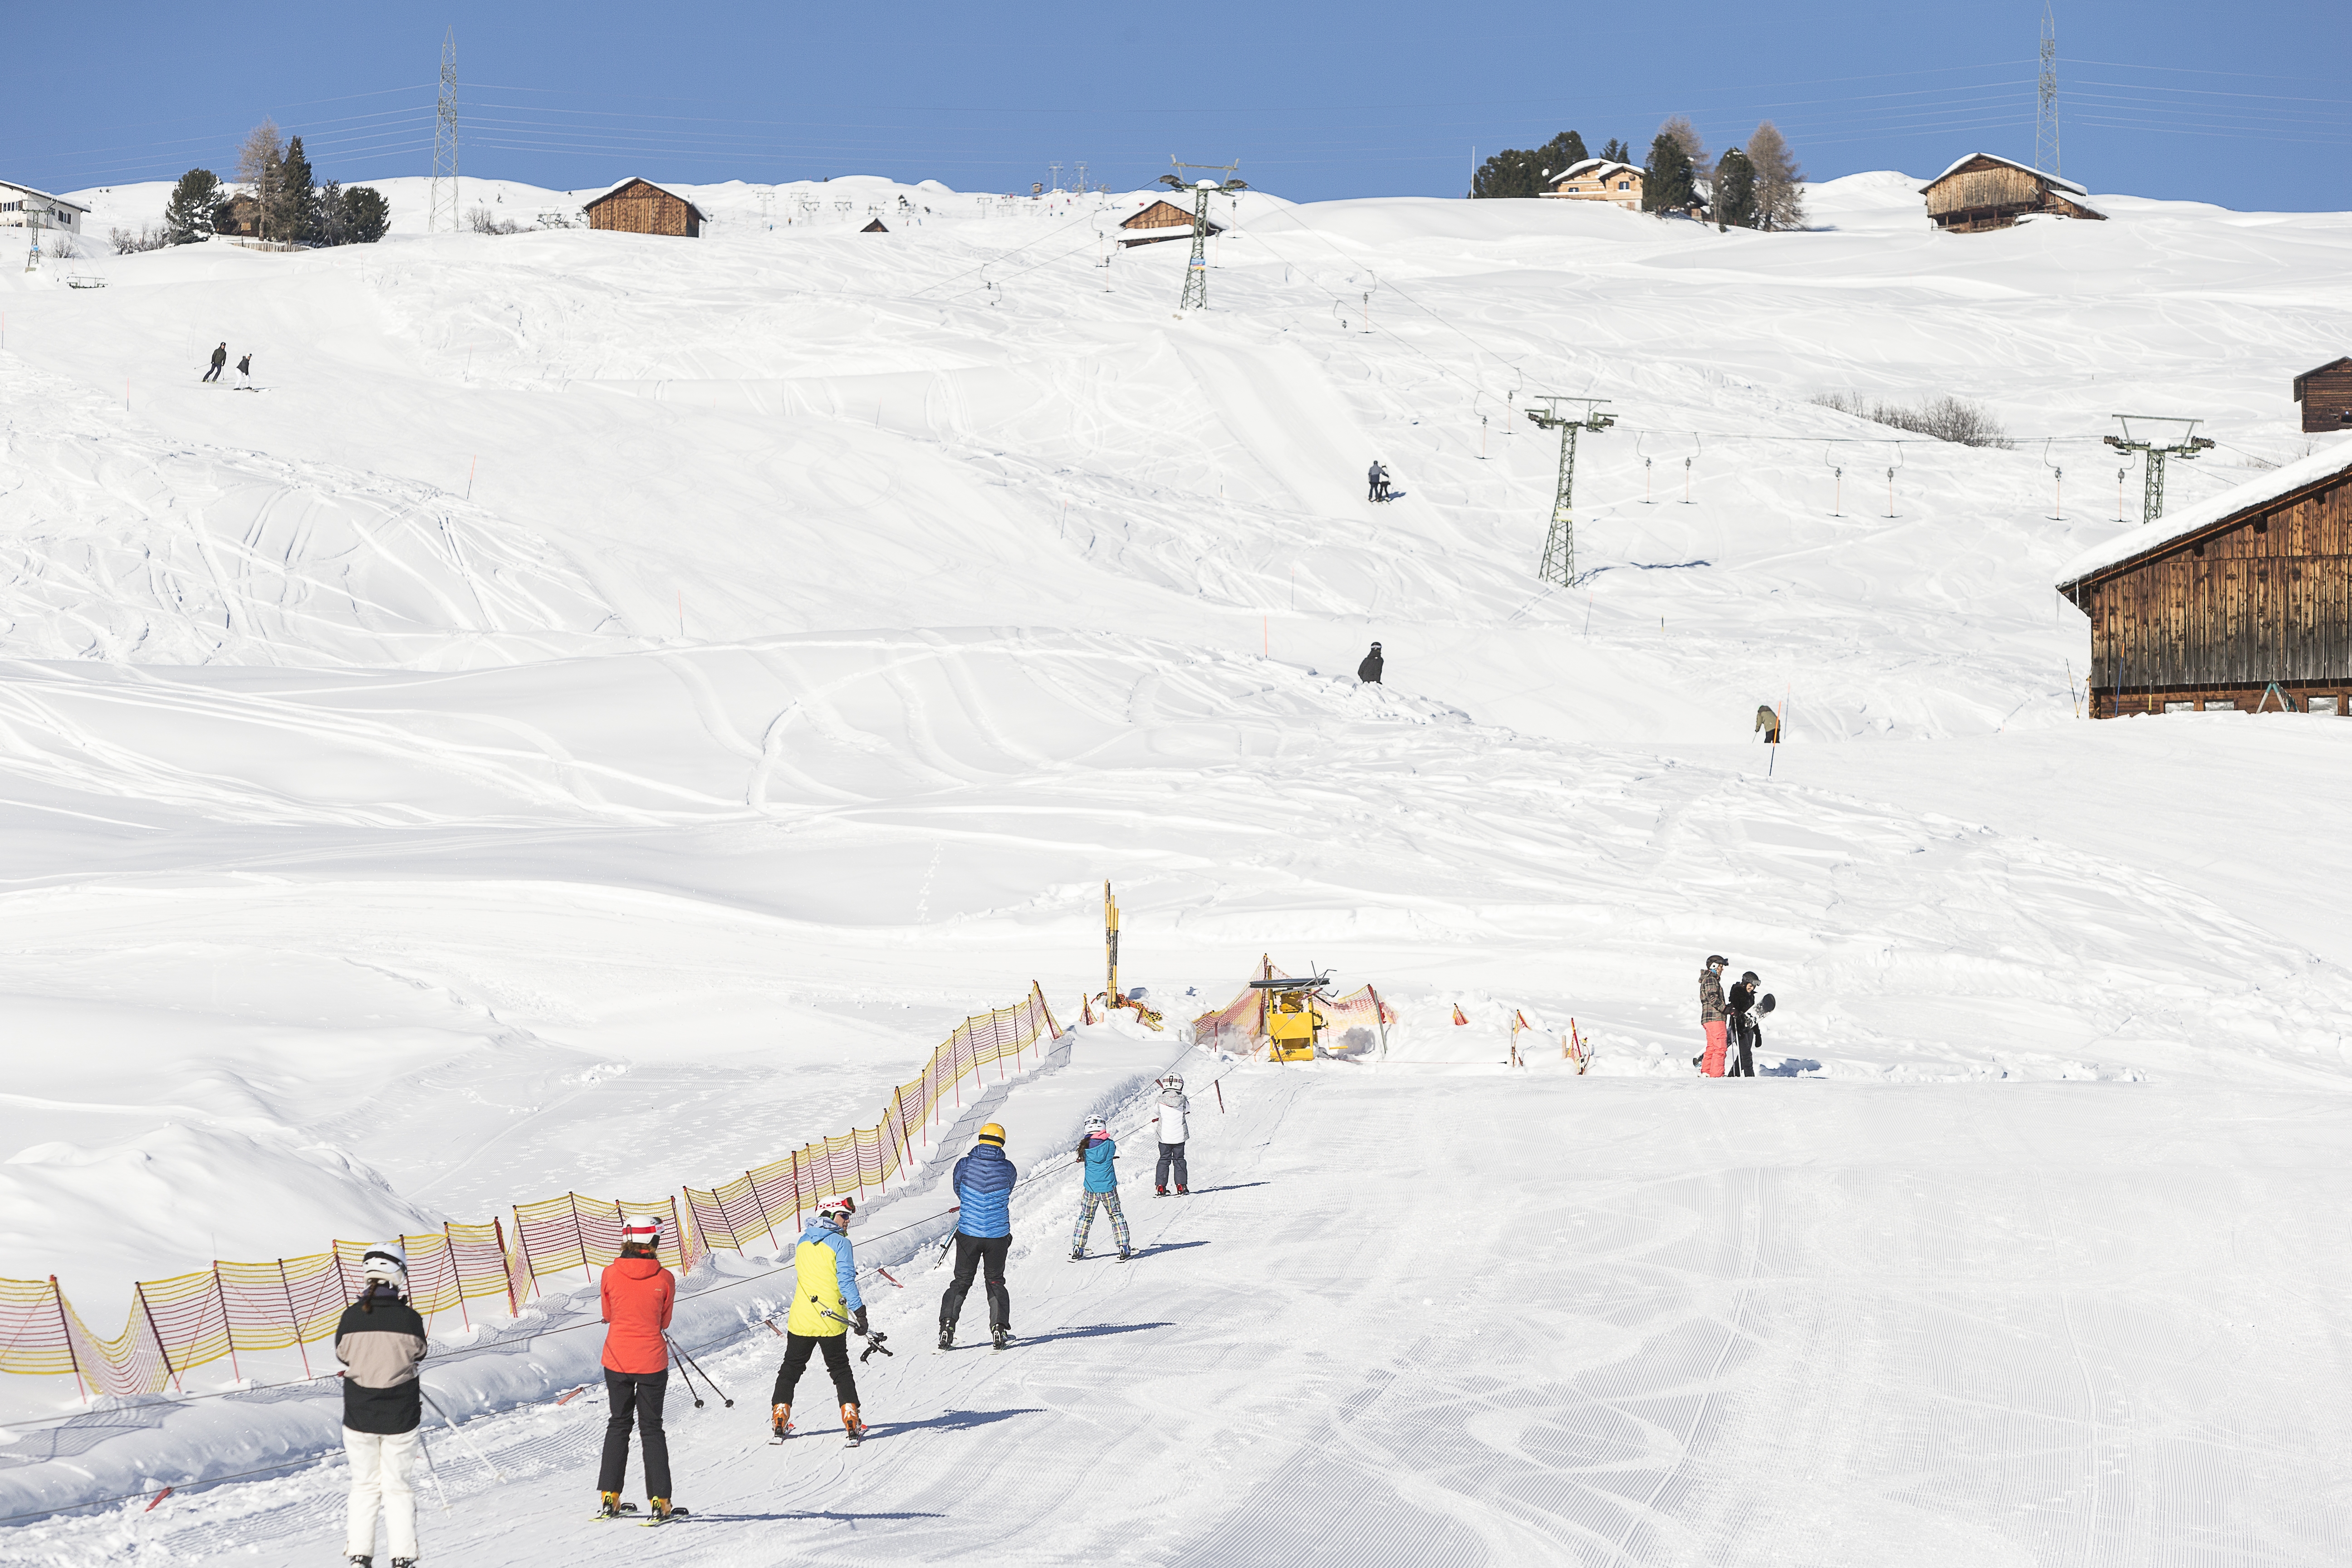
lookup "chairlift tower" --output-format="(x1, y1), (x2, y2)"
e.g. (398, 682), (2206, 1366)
(2102, 415), (2213, 525)
(429, 28), (460, 233)
(2036, 5), (2060, 176)
(21, 207), (40, 274)
(1161, 159), (1245, 310)
(1525, 397), (1614, 586)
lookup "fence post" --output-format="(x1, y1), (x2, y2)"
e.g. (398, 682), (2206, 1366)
(790, 1148), (804, 1234)
(749, 1173), (777, 1249)
(211, 1266), (241, 1384)
(573, 1198), (594, 1285)
(134, 1283), (183, 1394)
(444, 1223), (473, 1331)
(50, 1277), (88, 1405)
(493, 1216), (519, 1316)
(892, 1087), (915, 1186)
(275, 1259), (314, 1378)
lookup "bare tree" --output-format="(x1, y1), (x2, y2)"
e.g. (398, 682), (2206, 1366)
(1747, 121), (1806, 231)
(1658, 114), (1713, 185)
(236, 119), (284, 240)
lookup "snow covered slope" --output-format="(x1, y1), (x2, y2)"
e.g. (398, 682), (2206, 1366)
(0, 169), (2348, 1562)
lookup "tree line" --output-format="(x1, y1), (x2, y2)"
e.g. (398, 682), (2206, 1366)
(1470, 117), (1805, 230)
(127, 119), (388, 250)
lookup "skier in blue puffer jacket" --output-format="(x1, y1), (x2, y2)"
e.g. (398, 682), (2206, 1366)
(1069, 1115), (1131, 1261)
(939, 1122), (1018, 1352)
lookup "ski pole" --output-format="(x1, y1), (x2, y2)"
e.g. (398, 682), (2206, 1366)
(669, 1348), (708, 1408)
(664, 1333), (735, 1408)
(419, 1388), (509, 1482)
(415, 1427), (456, 1515)
(814, 1302), (895, 1362)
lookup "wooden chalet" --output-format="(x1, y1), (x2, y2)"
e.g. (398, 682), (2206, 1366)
(583, 178), (705, 238)
(1544, 159), (1643, 210)
(861, 218), (888, 233)
(2294, 357), (2352, 433)
(1921, 153), (2104, 233)
(2056, 444), (2352, 716)
(1118, 199), (1215, 249)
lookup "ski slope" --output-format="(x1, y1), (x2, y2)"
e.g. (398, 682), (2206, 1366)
(0, 165), (2348, 1563)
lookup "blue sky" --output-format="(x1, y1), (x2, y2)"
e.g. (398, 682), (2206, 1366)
(12, 1), (2347, 209)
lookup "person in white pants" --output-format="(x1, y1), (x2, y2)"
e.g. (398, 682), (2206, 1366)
(336, 1243), (429, 1568)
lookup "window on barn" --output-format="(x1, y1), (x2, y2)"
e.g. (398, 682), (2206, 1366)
(2311, 696), (2341, 715)
(2201, 698), (2238, 711)
(2164, 702), (2196, 713)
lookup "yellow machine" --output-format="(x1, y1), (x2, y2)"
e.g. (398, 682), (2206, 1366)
(1253, 975), (1329, 1063)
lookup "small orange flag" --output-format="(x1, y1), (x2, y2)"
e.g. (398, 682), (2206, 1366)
(1513, 1009), (1532, 1032)
(1451, 1004), (1468, 1026)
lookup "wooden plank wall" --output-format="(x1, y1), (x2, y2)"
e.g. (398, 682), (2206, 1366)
(1925, 165), (2043, 218)
(2087, 472), (2352, 697)
(2303, 368), (2352, 432)
(588, 181), (695, 236)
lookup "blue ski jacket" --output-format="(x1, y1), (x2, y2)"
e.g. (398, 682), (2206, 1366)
(952, 1143), (1017, 1238)
(1079, 1134), (1118, 1193)
(786, 1218), (862, 1335)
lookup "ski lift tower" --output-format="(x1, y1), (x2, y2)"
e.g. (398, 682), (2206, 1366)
(2103, 415), (2214, 525)
(21, 206), (41, 274)
(1160, 159), (1245, 311)
(1525, 396), (1614, 586)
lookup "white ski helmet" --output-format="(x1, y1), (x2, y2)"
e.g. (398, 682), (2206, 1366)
(620, 1217), (662, 1250)
(1160, 1074), (1184, 1092)
(816, 1196), (856, 1226)
(360, 1242), (407, 1290)
(1084, 1115), (1107, 1134)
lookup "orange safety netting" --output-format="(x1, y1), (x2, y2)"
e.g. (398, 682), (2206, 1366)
(1190, 957), (1394, 1054)
(0, 982), (1060, 1398)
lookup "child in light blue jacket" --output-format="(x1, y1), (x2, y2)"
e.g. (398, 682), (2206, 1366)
(1070, 1116), (1131, 1261)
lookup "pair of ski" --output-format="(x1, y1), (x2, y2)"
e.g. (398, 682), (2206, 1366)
(934, 1328), (1014, 1355)
(593, 1500), (689, 1527)
(1070, 1249), (1133, 1262)
(769, 1413), (864, 1447)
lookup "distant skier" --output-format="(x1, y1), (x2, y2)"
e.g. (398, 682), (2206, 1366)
(235, 351), (253, 389)
(1357, 642), (1383, 684)
(1727, 970), (1760, 1077)
(939, 1122), (1017, 1352)
(1070, 1115), (1131, 1260)
(773, 1197), (866, 1446)
(336, 1242), (426, 1568)
(1367, 460), (1390, 502)
(1755, 705), (1781, 745)
(597, 1218), (681, 1522)
(202, 343), (227, 383)
(1699, 954), (1729, 1078)
(1152, 1075), (1191, 1196)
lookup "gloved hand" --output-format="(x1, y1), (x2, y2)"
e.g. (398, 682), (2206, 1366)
(853, 1306), (869, 1336)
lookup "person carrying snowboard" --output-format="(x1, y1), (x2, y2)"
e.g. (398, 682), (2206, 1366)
(336, 1242), (426, 1568)
(773, 1196), (866, 1446)
(1070, 1115), (1132, 1260)
(1152, 1076), (1191, 1196)
(203, 343), (227, 383)
(235, 351), (254, 388)
(1727, 970), (1759, 1078)
(597, 1218), (681, 1522)
(1357, 642), (1383, 684)
(939, 1122), (1016, 1352)
(1698, 954), (1730, 1078)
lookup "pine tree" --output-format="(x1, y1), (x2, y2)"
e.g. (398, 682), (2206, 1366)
(1641, 133), (1695, 216)
(1657, 115), (1713, 185)
(338, 186), (390, 243)
(1599, 138), (1632, 165)
(1714, 147), (1757, 229)
(1470, 130), (1591, 197)
(162, 168), (225, 242)
(1746, 121), (1806, 231)
(1536, 130), (1589, 181)
(274, 134), (318, 244)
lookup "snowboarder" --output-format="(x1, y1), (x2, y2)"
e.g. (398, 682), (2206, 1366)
(1070, 1115), (1131, 1260)
(1152, 1076), (1191, 1195)
(336, 1242), (426, 1568)
(1755, 705), (1781, 745)
(597, 1218), (681, 1522)
(202, 343), (227, 383)
(1727, 970), (1760, 1077)
(939, 1122), (1016, 1352)
(1699, 955), (1729, 1078)
(235, 351), (253, 388)
(773, 1196), (866, 1445)
(1357, 643), (1383, 684)
(1367, 460), (1390, 502)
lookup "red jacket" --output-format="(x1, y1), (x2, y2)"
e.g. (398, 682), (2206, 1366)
(599, 1255), (675, 1374)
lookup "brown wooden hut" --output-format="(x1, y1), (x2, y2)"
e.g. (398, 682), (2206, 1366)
(2056, 445), (2352, 716)
(2294, 357), (2352, 433)
(1119, 199), (1216, 249)
(861, 218), (888, 233)
(1921, 153), (2105, 233)
(583, 178), (705, 237)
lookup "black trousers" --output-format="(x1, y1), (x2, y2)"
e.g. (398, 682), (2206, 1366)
(1156, 1142), (1189, 1189)
(771, 1332), (858, 1407)
(597, 1370), (672, 1499)
(202, 363), (223, 382)
(1732, 1020), (1756, 1077)
(940, 1233), (1011, 1333)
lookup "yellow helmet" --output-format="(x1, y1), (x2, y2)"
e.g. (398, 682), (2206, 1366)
(977, 1123), (1006, 1146)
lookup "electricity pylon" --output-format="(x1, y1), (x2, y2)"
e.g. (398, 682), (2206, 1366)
(2103, 415), (2213, 524)
(1526, 397), (1614, 585)
(2036, 5), (2060, 177)
(430, 28), (460, 233)
(1161, 160), (1245, 310)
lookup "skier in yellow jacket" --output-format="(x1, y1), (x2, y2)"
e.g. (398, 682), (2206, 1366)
(771, 1196), (867, 1446)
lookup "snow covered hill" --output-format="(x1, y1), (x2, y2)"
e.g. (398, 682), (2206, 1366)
(0, 169), (2348, 1563)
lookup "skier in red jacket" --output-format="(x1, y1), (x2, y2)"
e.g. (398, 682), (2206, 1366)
(597, 1219), (682, 1522)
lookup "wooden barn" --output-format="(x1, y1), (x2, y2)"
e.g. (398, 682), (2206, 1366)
(1545, 159), (1643, 210)
(583, 178), (705, 237)
(1921, 153), (2104, 233)
(2295, 357), (2352, 433)
(1119, 199), (1215, 249)
(2056, 444), (2352, 716)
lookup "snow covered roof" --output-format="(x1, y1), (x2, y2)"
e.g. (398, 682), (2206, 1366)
(1550, 160), (1640, 185)
(0, 178), (89, 212)
(2054, 438), (2352, 587)
(1922, 152), (2087, 198)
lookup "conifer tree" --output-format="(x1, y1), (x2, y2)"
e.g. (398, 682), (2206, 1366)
(1714, 147), (1757, 230)
(1599, 137), (1632, 165)
(162, 168), (225, 242)
(338, 186), (390, 243)
(274, 135), (318, 243)
(1641, 133), (1695, 216)
(1470, 130), (1591, 198)
(1746, 121), (1806, 231)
